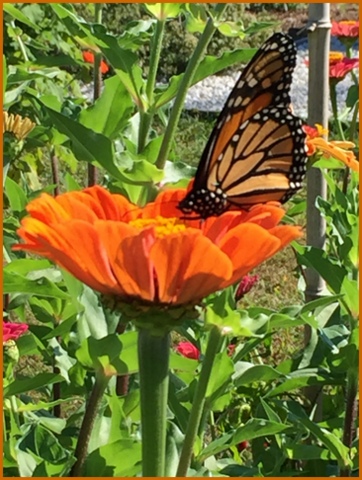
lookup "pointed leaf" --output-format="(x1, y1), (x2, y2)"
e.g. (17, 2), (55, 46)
(80, 76), (134, 139)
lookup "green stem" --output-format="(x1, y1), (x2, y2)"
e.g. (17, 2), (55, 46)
(11, 20), (28, 62)
(138, 14), (165, 153)
(10, 395), (20, 429)
(138, 328), (170, 476)
(88, 3), (103, 187)
(176, 325), (222, 477)
(138, 112), (153, 154)
(340, 368), (358, 477)
(146, 17), (166, 105)
(155, 3), (228, 170)
(329, 82), (345, 141)
(70, 372), (109, 476)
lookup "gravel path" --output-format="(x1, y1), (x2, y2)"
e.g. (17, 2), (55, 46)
(183, 38), (359, 120)
(81, 37), (358, 121)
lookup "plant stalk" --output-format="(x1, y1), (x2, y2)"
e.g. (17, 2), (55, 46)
(155, 3), (228, 170)
(11, 20), (28, 62)
(88, 3), (103, 187)
(329, 82), (345, 141)
(138, 328), (170, 476)
(138, 15), (166, 152)
(176, 325), (222, 477)
(340, 368), (358, 476)
(69, 372), (109, 476)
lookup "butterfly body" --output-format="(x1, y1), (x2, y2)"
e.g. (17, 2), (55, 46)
(178, 33), (308, 219)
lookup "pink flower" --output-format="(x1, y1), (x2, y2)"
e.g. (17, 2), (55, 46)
(331, 20), (359, 45)
(176, 341), (200, 360)
(235, 274), (259, 302)
(3, 322), (29, 343)
(329, 56), (359, 82)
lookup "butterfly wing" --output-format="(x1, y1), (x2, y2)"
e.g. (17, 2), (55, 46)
(179, 33), (307, 218)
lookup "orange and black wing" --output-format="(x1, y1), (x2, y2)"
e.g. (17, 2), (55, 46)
(178, 33), (307, 218)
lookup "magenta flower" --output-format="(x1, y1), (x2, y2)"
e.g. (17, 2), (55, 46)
(235, 274), (259, 302)
(3, 321), (29, 343)
(176, 341), (201, 360)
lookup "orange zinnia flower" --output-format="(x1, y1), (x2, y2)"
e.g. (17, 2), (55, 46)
(303, 124), (359, 172)
(13, 187), (302, 312)
(82, 50), (109, 74)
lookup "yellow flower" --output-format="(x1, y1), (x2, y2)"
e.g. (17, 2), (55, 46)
(3, 111), (35, 140)
(303, 124), (359, 172)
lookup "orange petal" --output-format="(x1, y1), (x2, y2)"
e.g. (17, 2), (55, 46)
(243, 204), (286, 229)
(219, 223), (283, 286)
(26, 194), (72, 224)
(268, 225), (303, 248)
(97, 221), (156, 300)
(16, 219), (122, 294)
(142, 188), (188, 219)
(150, 230), (233, 304)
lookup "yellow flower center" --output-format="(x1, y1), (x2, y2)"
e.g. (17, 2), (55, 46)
(130, 216), (186, 238)
(329, 51), (344, 63)
(340, 20), (357, 25)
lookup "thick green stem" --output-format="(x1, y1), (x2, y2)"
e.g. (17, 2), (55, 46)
(138, 328), (170, 476)
(146, 17), (166, 105)
(176, 326), (222, 477)
(88, 3), (103, 187)
(138, 112), (153, 154)
(155, 3), (228, 170)
(342, 99), (359, 194)
(340, 368), (358, 476)
(70, 372), (109, 476)
(138, 16), (165, 153)
(329, 82), (345, 141)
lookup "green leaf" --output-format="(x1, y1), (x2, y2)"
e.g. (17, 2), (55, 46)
(4, 373), (64, 397)
(243, 21), (278, 35)
(233, 363), (282, 387)
(92, 32), (145, 107)
(115, 155), (164, 185)
(80, 76), (134, 139)
(297, 415), (352, 467)
(76, 332), (138, 375)
(83, 439), (142, 477)
(163, 160), (195, 184)
(3, 3), (39, 30)
(198, 418), (289, 462)
(154, 49), (257, 108)
(346, 84), (359, 108)
(42, 105), (124, 181)
(217, 21), (245, 38)
(300, 295), (343, 315)
(3, 55), (7, 97)
(50, 3), (98, 47)
(294, 244), (347, 293)
(144, 3), (181, 19)
(4, 177), (28, 211)
(3, 270), (70, 299)
(265, 369), (338, 397)
(206, 352), (234, 398)
(341, 277), (359, 317)
(286, 444), (331, 461)
(18, 398), (76, 413)
(64, 172), (81, 191)
(170, 351), (198, 372)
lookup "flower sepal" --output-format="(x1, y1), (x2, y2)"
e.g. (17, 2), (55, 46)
(102, 294), (202, 335)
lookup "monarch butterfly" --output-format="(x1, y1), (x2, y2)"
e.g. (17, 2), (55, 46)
(178, 32), (308, 219)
